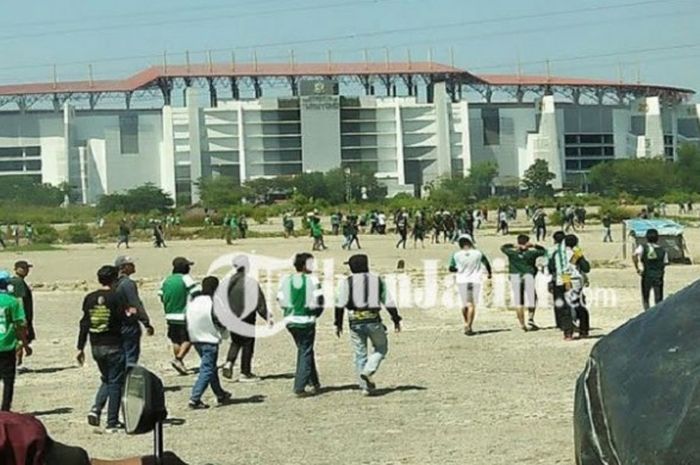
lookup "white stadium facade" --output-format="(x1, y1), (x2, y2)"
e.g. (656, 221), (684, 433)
(0, 61), (696, 204)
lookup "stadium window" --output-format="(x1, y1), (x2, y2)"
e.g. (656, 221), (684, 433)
(581, 146), (603, 156)
(0, 147), (22, 158)
(482, 108), (500, 146)
(25, 160), (41, 171)
(579, 134), (602, 144)
(24, 146), (41, 157)
(565, 135), (578, 144)
(602, 134), (614, 144)
(603, 146), (615, 157)
(119, 114), (139, 154)
(565, 147), (580, 157)
(565, 160), (580, 171)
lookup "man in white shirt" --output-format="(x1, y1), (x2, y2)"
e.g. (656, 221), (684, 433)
(448, 234), (492, 336)
(632, 228), (669, 310)
(186, 276), (232, 409)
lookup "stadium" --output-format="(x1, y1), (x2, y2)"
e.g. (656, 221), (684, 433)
(0, 60), (696, 204)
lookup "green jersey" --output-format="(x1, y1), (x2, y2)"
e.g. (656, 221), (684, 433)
(0, 293), (25, 352)
(277, 274), (323, 329)
(310, 220), (323, 238)
(501, 245), (546, 276)
(159, 274), (197, 325)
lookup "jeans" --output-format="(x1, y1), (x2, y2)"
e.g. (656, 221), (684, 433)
(288, 326), (320, 394)
(227, 333), (255, 376)
(349, 322), (388, 390)
(641, 277), (664, 311)
(191, 344), (226, 402)
(603, 227), (613, 243)
(91, 345), (125, 427)
(121, 324), (142, 367)
(536, 225), (546, 241)
(0, 350), (16, 411)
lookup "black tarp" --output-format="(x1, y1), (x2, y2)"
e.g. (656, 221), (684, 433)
(574, 279), (700, 465)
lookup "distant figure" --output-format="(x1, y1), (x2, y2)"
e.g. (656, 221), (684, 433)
(238, 215), (248, 239)
(533, 207), (547, 242)
(116, 220), (130, 249)
(283, 214), (295, 238)
(23, 223), (33, 244)
(159, 257), (197, 375)
(602, 215), (613, 243)
(413, 211), (426, 248)
(395, 209), (409, 249)
(633, 228), (669, 311)
(153, 222), (166, 248)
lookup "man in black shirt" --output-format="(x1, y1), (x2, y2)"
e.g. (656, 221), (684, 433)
(76, 265), (126, 433)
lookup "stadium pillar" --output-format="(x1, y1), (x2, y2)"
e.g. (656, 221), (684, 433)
(125, 92), (132, 110)
(360, 76), (371, 95)
(404, 75), (414, 96)
(426, 80), (434, 104)
(158, 78), (172, 106)
(289, 77), (298, 96)
(254, 78), (262, 98)
(230, 78), (240, 100)
(515, 87), (524, 103)
(208, 77), (218, 107)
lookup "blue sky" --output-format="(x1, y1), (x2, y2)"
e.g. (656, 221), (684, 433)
(0, 0), (697, 94)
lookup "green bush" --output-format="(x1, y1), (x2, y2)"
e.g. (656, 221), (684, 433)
(65, 224), (94, 244)
(33, 225), (60, 244)
(598, 204), (638, 223)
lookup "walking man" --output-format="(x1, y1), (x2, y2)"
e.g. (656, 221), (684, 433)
(548, 231), (575, 340)
(0, 270), (31, 411)
(501, 235), (546, 331)
(602, 215), (613, 243)
(395, 209), (409, 249)
(10, 261), (36, 351)
(159, 257), (197, 375)
(116, 219), (130, 249)
(278, 253), (324, 397)
(533, 207), (547, 242)
(186, 276), (232, 409)
(633, 228), (669, 310)
(77, 265), (126, 431)
(334, 254), (402, 396)
(114, 256), (154, 368)
(449, 234), (492, 336)
(221, 255), (273, 383)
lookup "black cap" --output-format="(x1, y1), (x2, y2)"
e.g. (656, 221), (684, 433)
(14, 260), (33, 270)
(345, 254), (369, 273)
(172, 257), (194, 268)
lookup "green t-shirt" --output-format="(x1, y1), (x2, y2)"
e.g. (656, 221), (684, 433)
(159, 274), (197, 325)
(0, 293), (25, 352)
(310, 220), (323, 238)
(501, 245), (546, 276)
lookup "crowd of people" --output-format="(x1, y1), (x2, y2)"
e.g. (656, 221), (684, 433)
(0, 209), (673, 452)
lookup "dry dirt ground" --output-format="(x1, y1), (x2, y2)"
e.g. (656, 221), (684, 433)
(4, 219), (699, 465)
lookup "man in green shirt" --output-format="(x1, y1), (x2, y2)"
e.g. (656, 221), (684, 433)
(277, 253), (324, 397)
(501, 235), (547, 331)
(159, 257), (197, 375)
(9, 261), (34, 345)
(0, 270), (32, 411)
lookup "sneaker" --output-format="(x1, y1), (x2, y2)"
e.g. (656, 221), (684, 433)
(171, 359), (188, 376)
(309, 384), (322, 395)
(188, 400), (210, 410)
(222, 365), (234, 380)
(105, 423), (124, 434)
(294, 391), (312, 398)
(360, 373), (376, 391)
(217, 391), (233, 406)
(564, 334), (574, 341)
(239, 373), (261, 383)
(87, 410), (100, 427)
(361, 389), (372, 397)
(464, 329), (476, 337)
(528, 321), (540, 331)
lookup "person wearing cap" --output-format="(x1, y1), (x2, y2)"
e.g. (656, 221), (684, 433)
(77, 265), (127, 432)
(0, 269), (32, 411)
(633, 228), (669, 311)
(10, 261), (36, 346)
(159, 257), (197, 375)
(277, 253), (324, 397)
(114, 256), (154, 366)
(221, 255), (273, 383)
(501, 235), (547, 331)
(449, 234), (492, 336)
(334, 254), (402, 396)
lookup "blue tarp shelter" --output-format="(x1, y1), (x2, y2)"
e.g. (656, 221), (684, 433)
(625, 218), (690, 263)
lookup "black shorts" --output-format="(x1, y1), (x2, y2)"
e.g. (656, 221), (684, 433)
(167, 323), (189, 345)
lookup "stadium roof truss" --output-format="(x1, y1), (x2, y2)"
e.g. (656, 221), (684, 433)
(0, 62), (693, 111)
